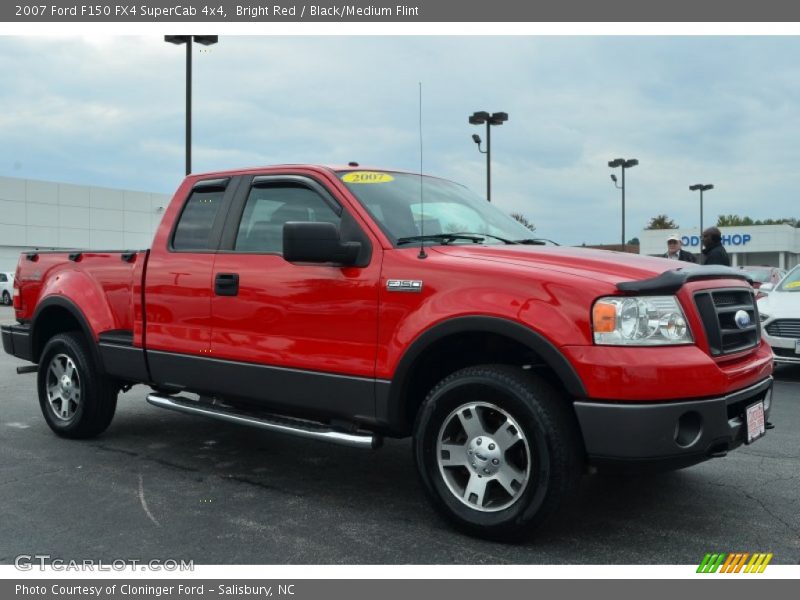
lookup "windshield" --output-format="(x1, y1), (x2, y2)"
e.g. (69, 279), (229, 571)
(743, 269), (772, 283)
(337, 171), (536, 245)
(777, 266), (800, 292)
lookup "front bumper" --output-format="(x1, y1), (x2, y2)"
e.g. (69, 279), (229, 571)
(762, 332), (800, 365)
(574, 377), (773, 469)
(1, 323), (33, 362)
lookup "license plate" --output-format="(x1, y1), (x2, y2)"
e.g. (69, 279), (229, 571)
(795, 339), (800, 354)
(745, 401), (766, 444)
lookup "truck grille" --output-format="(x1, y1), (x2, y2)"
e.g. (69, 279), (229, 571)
(694, 288), (760, 356)
(765, 319), (800, 339)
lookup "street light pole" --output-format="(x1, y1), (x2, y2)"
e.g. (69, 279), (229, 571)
(689, 183), (714, 235)
(165, 35), (218, 176)
(470, 111), (508, 202)
(608, 158), (639, 250)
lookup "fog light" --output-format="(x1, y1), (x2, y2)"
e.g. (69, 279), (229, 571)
(675, 411), (703, 448)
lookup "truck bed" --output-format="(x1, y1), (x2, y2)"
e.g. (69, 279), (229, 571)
(15, 249), (148, 338)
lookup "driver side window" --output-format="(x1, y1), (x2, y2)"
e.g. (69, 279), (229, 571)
(234, 184), (341, 253)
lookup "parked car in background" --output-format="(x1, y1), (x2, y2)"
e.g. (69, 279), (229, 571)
(740, 265), (786, 290)
(0, 272), (14, 305)
(757, 265), (800, 365)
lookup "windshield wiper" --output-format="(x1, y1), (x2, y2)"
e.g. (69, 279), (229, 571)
(447, 232), (518, 245)
(514, 238), (560, 246)
(396, 233), (485, 246)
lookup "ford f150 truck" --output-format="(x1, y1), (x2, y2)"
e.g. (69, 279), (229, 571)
(2, 165), (774, 540)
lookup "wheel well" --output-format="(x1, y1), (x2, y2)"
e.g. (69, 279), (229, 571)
(400, 331), (571, 433)
(32, 306), (84, 362)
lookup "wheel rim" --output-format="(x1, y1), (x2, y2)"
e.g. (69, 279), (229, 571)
(436, 401), (531, 512)
(46, 353), (81, 421)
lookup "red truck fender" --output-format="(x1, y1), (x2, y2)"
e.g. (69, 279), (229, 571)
(31, 270), (116, 366)
(381, 315), (587, 434)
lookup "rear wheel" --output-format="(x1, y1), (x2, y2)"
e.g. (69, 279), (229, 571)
(413, 365), (583, 541)
(2, 291), (10, 305)
(37, 332), (118, 438)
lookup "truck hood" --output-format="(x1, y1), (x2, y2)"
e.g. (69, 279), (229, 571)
(431, 245), (697, 288)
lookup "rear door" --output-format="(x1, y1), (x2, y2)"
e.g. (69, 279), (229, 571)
(144, 177), (237, 388)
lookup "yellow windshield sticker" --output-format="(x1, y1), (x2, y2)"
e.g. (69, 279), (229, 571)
(342, 171), (394, 184)
(785, 281), (800, 289)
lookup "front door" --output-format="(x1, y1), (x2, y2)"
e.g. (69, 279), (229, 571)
(208, 174), (381, 419)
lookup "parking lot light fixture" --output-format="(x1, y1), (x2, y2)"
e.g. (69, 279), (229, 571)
(689, 183), (714, 236)
(608, 158), (638, 250)
(164, 35), (219, 176)
(469, 110), (509, 202)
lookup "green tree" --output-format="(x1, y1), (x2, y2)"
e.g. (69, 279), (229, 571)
(754, 217), (798, 227)
(716, 214), (754, 227)
(645, 214), (678, 229)
(510, 212), (536, 232)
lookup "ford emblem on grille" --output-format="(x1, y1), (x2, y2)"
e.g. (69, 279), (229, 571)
(734, 310), (751, 329)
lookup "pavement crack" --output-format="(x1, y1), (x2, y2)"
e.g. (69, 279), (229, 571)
(706, 480), (800, 538)
(90, 444), (198, 473)
(219, 474), (304, 498)
(743, 491), (800, 538)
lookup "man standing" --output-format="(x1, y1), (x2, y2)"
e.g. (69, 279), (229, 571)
(663, 234), (697, 262)
(701, 227), (731, 266)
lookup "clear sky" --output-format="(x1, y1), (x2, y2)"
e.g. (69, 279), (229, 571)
(2, 35), (799, 246)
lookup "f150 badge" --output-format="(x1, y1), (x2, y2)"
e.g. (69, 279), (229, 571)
(387, 280), (423, 293)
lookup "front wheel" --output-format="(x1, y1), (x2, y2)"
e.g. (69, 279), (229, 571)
(413, 365), (583, 541)
(37, 332), (118, 438)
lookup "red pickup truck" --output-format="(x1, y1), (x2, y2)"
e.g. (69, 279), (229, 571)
(2, 165), (774, 540)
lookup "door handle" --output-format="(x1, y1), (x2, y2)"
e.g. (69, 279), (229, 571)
(215, 273), (239, 296)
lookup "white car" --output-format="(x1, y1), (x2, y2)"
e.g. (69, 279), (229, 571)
(757, 265), (800, 365)
(0, 272), (13, 306)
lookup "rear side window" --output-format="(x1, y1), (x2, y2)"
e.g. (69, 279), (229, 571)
(172, 189), (226, 250)
(0, 274), (6, 283)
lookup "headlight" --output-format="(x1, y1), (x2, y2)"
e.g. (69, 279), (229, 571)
(592, 296), (693, 346)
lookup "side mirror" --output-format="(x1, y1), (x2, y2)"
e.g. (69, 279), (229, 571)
(759, 283), (774, 293)
(283, 222), (361, 266)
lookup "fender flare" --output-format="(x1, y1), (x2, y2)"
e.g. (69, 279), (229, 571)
(385, 316), (587, 430)
(31, 295), (105, 372)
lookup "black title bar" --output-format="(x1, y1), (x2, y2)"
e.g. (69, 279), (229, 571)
(6, 0), (800, 22)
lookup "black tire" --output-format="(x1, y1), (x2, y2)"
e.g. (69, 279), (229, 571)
(37, 332), (118, 439)
(413, 365), (583, 541)
(2, 291), (10, 305)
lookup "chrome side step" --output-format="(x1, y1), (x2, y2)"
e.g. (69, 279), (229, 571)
(146, 393), (382, 450)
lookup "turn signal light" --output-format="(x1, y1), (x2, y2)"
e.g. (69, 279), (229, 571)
(592, 301), (617, 333)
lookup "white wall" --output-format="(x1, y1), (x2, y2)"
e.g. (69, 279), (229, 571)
(0, 176), (170, 272)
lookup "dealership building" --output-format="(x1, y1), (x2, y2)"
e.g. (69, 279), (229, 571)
(0, 175), (170, 273)
(639, 225), (800, 269)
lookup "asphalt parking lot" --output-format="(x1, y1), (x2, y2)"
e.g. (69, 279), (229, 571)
(0, 305), (798, 565)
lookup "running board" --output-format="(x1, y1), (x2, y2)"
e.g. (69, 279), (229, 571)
(146, 394), (382, 450)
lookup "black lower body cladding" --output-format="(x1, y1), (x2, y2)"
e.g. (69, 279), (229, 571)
(574, 377), (773, 469)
